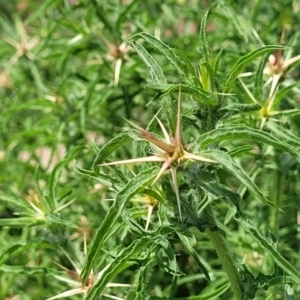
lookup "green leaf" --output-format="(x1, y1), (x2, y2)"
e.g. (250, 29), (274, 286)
(199, 62), (215, 92)
(128, 40), (178, 132)
(74, 165), (117, 188)
(86, 237), (153, 300)
(0, 217), (43, 227)
(129, 32), (186, 77)
(92, 131), (133, 174)
(213, 48), (223, 75)
(219, 103), (262, 114)
(145, 83), (217, 106)
(273, 82), (300, 108)
(198, 126), (300, 160)
(254, 53), (270, 100)
(0, 264), (63, 277)
(128, 40), (167, 84)
(223, 45), (287, 93)
(135, 259), (155, 300)
(177, 232), (210, 281)
(206, 150), (274, 207)
(173, 49), (198, 79)
(266, 121), (300, 147)
(240, 218), (300, 284)
(48, 146), (81, 210)
(155, 235), (182, 276)
(25, 0), (60, 24)
(0, 194), (32, 211)
(200, 11), (210, 62)
(81, 167), (157, 284)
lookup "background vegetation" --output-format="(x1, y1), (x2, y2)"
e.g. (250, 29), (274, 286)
(0, 0), (300, 299)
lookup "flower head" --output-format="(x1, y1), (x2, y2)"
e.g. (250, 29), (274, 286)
(100, 87), (216, 219)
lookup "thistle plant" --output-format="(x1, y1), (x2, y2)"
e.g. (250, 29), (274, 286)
(1, 2), (300, 300)
(100, 86), (216, 220)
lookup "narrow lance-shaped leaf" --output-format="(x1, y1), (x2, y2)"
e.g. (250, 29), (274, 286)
(81, 167), (157, 284)
(206, 150), (275, 207)
(127, 40), (167, 84)
(129, 32), (186, 77)
(86, 237), (153, 300)
(0, 217), (42, 227)
(254, 53), (270, 99)
(197, 126), (300, 161)
(145, 83), (217, 106)
(155, 235), (182, 276)
(49, 145), (81, 210)
(223, 45), (287, 93)
(126, 40), (176, 134)
(200, 11), (210, 62)
(92, 131), (133, 174)
(177, 232), (211, 281)
(239, 217), (300, 283)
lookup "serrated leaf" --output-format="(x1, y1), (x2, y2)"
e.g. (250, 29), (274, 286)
(197, 126), (300, 160)
(266, 121), (300, 147)
(173, 48), (198, 80)
(0, 264), (63, 276)
(145, 83), (217, 106)
(240, 218), (300, 284)
(128, 39), (176, 133)
(223, 45), (287, 93)
(155, 235), (182, 276)
(86, 237), (153, 300)
(74, 164), (122, 190)
(219, 103), (262, 113)
(92, 131), (133, 174)
(128, 40), (167, 84)
(129, 32), (186, 77)
(81, 167), (157, 284)
(177, 233), (210, 281)
(135, 259), (155, 300)
(200, 11), (210, 62)
(206, 150), (274, 207)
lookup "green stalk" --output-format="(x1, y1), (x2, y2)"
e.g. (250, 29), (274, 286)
(204, 204), (244, 300)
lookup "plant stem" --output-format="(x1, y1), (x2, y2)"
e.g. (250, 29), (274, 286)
(204, 204), (244, 300)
